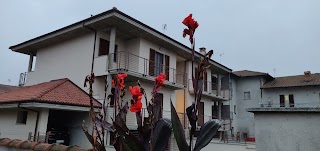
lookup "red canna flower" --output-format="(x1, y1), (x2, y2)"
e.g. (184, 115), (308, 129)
(116, 73), (127, 90)
(129, 86), (143, 112)
(155, 73), (166, 91)
(112, 79), (115, 88)
(130, 100), (142, 112)
(155, 73), (166, 85)
(182, 14), (199, 43)
(117, 73), (128, 80)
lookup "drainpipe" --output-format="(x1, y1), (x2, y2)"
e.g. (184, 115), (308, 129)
(82, 23), (97, 73)
(18, 103), (39, 141)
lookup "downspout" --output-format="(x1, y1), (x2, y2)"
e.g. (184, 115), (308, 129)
(82, 22), (97, 73)
(18, 103), (39, 141)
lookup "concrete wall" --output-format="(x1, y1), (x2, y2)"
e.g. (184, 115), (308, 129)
(0, 108), (37, 140)
(262, 86), (320, 107)
(253, 111), (320, 151)
(60, 111), (92, 149)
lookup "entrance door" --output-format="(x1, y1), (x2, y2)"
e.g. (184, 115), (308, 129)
(198, 102), (204, 126)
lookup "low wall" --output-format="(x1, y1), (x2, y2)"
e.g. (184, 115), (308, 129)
(247, 107), (320, 151)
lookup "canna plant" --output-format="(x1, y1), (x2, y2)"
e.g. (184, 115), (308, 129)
(82, 14), (220, 151)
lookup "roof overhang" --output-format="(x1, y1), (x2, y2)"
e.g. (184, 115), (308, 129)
(9, 8), (232, 73)
(0, 102), (100, 112)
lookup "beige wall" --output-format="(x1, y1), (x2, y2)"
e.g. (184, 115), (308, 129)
(26, 33), (95, 90)
(0, 108), (37, 140)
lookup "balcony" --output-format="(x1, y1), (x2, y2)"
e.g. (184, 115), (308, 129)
(108, 51), (187, 89)
(188, 80), (231, 101)
(257, 102), (320, 108)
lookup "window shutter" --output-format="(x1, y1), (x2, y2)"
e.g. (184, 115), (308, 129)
(280, 95), (285, 107)
(289, 94), (294, 107)
(99, 38), (109, 56)
(149, 49), (155, 76)
(165, 55), (170, 80)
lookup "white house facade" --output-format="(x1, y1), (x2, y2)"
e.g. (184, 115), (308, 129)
(7, 8), (233, 149)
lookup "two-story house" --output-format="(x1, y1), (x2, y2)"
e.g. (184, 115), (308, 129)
(5, 8), (233, 149)
(230, 70), (320, 140)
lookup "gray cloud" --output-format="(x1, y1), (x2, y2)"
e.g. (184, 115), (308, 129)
(1, 0), (319, 85)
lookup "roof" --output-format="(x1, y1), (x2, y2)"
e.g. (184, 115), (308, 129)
(0, 79), (100, 107)
(9, 8), (231, 73)
(233, 70), (271, 77)
(0, 138), (87, 151)
(262, 73), (320, 89)
(0, 84), (20, 93)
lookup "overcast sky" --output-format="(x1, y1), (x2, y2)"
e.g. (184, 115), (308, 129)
(1, 0), (320, 85)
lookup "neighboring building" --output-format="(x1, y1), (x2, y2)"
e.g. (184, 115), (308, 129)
(7, 7), (232, 148)
(248, 106), (320, 151)
(0, 79), (101, 149)
(230, 70), (273, 137)
(261, 71), (320, 107)
(231, 70), (320, 139)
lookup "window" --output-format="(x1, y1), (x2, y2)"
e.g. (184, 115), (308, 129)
(212, 102), (218, 119)
(154, 52), (164, 76)
(234, 105), (236, 114)
(280, 94), (294, 107)
(16, 111), (28, 124)
(244, 91), (250, 100)
(98, 38), (109, 56)
(280, 95), (285, 107)
(221, 105), (230, 119)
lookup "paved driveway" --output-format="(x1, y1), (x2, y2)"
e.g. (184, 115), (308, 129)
(202, 142), (256, 151)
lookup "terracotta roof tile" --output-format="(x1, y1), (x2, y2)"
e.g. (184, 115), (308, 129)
(233, 70), (270, 77)
(262, 73), (320, 88)
(0, 84), (20, 93)
(0, 79), (100, 107)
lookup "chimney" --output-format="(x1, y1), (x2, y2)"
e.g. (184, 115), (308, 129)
(199, 47), (206, 56)
(304, 71), (312, 82)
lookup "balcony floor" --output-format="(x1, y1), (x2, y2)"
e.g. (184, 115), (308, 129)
(189, 90), (230, 101)
(109, 68), (186, 90)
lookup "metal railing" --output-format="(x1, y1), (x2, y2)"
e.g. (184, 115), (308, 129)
(188, 79), (231, 100)
(19, 72), (27, 86)
(258, 102), (320, 108)
(108, 51), (187, 86)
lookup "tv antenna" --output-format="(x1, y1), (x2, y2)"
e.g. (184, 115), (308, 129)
(162, 24), (167, 33)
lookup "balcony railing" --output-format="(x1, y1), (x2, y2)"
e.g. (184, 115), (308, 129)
(188, 80), (231, 100)
(258, 102), (320, 108)
(108, 51), (187, 87)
